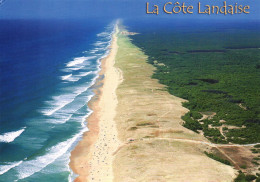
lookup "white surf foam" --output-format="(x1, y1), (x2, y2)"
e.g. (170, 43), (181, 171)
(66, 57), (86, 67)
(47, 94), (92, 125)
(89, 47), (105, 54)
(81, 109), (93, 127)
(0, 161), (23, 175)
(89, 50), (97, 54)
(66, 76), (81, 82)
(61, 74), (72, 81)
(66, 56), (96, 67)
(47, 114), (73, 124)
(64, 71), (94, 82)
(94, 41), (106, 46)
(97, 32), (110, 37)
(0, 21), (117, 180)
(16, 128), (88, 180)
(0, 127), (26, 143)
(78, 71), (93, 77)
(64, 73), (92, 82)
(68, 66), (85, 71)
(42, 81), (96, 116)
(42, 94), (76, 116)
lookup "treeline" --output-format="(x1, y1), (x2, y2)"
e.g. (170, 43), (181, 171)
(130, 24), (260, 145)
(204, 151), (231, 166)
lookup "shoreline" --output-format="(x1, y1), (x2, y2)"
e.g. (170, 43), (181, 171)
(69, 24), (121, 182)
(112, 32), (236, 181)
(70, 24), (237, 182)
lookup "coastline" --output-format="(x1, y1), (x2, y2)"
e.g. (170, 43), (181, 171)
(70, 24), (237, 182)
(112, 32), (236, 181)
(69, 24), (121, 182)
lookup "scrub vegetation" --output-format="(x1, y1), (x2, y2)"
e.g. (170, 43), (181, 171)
(130, 22), (260, 145)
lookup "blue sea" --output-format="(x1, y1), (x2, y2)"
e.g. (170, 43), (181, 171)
(0, 19), (115, 181)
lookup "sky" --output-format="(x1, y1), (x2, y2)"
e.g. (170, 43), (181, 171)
(0, 0), (259, 20)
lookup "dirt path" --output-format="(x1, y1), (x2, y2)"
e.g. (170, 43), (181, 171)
(113, 33), (236, 182)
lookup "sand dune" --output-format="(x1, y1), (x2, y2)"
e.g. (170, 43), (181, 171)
(112, 32), (237, 182)
(70, 26), (237, 182)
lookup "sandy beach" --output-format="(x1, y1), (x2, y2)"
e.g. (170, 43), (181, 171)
(112, 31), (236, 181)
(70, 24), (237, 182)
(70, 25), (121, 182)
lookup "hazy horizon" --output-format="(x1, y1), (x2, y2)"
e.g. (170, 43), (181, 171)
(0, 0), (259, 21)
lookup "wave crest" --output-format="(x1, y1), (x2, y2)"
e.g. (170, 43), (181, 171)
(0, 161), (23, 175)
(0, 127), (26, 143)
(66, 56), (96, 67)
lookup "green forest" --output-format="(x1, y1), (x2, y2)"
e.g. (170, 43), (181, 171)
(130, 22), (260, 145)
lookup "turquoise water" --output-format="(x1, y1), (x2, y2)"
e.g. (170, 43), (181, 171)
(0, 19), (115, 181)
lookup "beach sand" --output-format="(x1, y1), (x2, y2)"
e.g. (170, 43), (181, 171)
(112, 32), (237, 182)
(70, 25), (121, 182)
(70, 25), (237, 182)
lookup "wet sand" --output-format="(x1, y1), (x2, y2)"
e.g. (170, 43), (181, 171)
(69, 25), (121, 182)
(70, 25), (237, 182)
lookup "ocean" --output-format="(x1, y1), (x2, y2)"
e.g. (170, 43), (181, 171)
(0, 19), (115, 181)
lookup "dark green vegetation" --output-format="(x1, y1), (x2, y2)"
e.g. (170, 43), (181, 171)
(130, 20), (260, 144)
(234, 171), (259, 182)
(204, 151), (231, 165)
(255, 144), (260, 148)
(181, 111), (203, 133)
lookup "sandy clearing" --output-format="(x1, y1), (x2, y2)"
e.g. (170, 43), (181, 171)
(113, 32), (237, 182)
